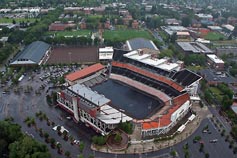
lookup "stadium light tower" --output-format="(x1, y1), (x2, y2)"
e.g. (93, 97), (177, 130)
(119, 109), (125, 122)
(68, 52), (72, 64)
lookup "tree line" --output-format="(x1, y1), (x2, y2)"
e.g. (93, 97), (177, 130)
(0, 119), (50, 158)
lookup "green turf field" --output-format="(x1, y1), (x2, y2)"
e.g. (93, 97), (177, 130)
(0, 17), (38, 23)
(204, 32), (226, 41)
(47, 30), (91, 37)
(103, 29), (153, 41)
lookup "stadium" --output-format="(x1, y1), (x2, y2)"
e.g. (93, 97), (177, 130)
(56, 48), (202, 138)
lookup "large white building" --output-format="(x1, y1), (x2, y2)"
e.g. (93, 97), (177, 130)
(98, 47), (114, 61)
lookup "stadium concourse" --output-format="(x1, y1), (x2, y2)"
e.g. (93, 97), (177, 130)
(56, 48), (202, 138)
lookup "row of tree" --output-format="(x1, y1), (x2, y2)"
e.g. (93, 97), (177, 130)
(0, 120), (51, 158)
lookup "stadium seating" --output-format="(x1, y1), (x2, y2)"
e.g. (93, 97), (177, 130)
(171, 69), (201, 87)
(111, 66), (181, 98)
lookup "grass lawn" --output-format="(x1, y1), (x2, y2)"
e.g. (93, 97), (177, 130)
(209, 87), (223, 102)
(103, 29), (153, 41)
(46, 30), (91, 37)
(186, 65), (205, 71)
(0, 17), (38, 23)
(204, 32), (226, 41)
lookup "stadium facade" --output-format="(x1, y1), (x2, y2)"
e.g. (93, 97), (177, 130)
(56, 49), (202, 138)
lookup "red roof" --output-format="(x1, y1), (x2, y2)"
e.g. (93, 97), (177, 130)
(142, 93), (190, 130)
(66, 63), (104, 82)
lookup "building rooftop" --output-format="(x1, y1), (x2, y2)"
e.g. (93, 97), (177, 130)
(97, 104), (132, 124)
(207, 26), (222, 31)
(11, 41), (50, 65)
(68, 84), (110, 107)
(123, 49), (181, 72)
(66, 63), (104, 82)
(177, 42), (213, 54)
(199, 69), (237, 84)
(207, 54), (224, 64)
(222, 24), (234, 31)
(176, 31), (190, 36)
(99, 47), (114, 53)
(195, 13), (213, 19)
(162, 25), (188, 35)
(126, 38), (158, 51)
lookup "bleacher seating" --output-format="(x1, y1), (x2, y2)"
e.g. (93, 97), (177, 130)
(171, 69), (201, 87)
(113, 49), (173, 77)
(111, 66), (181, 98)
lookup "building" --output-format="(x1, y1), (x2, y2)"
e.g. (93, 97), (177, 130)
(161, 26), (188, 36)
(123, 49), (182, 72)
(57, 83), (132, 135)
(206, 54), (224, 71)
(132, 20), (139, 29)
(207, 26), (222, 32)
(57, 48), (201, 138)
(216, 46), (237, 56)
(177, 41), (213, 55)
(195, 13), (213, 21)
(48, 23), (76, 31)
(176, 32), (191, 41)
(199, 69), (237, 86)
(111, 50), (201, 138)
(222, 24), (235, 32)
(126, 38), (158, 51)
(165, 18), (181, 26)
(99, 47), (114, 61)
(10, 41), (51, 66)
(65, 63), (105, 85)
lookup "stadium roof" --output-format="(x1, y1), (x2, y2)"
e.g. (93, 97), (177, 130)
(68, 84), (110, 106)
(123, 50), (181, 72)
(11, 41), (50, 65)
(126, 38), (158, 51)
(66, 63), (104, 82)
(97, 105), (132, 124)
(177, 42), (213, 54)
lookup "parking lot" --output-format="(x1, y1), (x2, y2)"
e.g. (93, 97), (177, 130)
(0, 65), (98, 158)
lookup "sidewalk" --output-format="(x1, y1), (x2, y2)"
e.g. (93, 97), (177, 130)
(91, 104), (210, 154)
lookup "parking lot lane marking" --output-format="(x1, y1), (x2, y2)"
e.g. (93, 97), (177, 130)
(207, 117), (218, 131)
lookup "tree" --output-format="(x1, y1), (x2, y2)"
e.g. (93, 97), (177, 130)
(182, 17), (191, 27)
(114, 133), (122, 143)
(205, 153), (210, 158)
(65, 151), (71, 158)
(231, 125), (237, 139)
(63, 131), (68, 141)
(9, 136), (50, 158)
(50, 138), (56, 148)
(79, 141), (85, 152)
(57, 126), (61, 135)
(170, 149), (177, 157)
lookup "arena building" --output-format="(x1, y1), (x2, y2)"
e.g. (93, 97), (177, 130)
(56, 49), (202, 138)
(10, 41), (51, 66)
